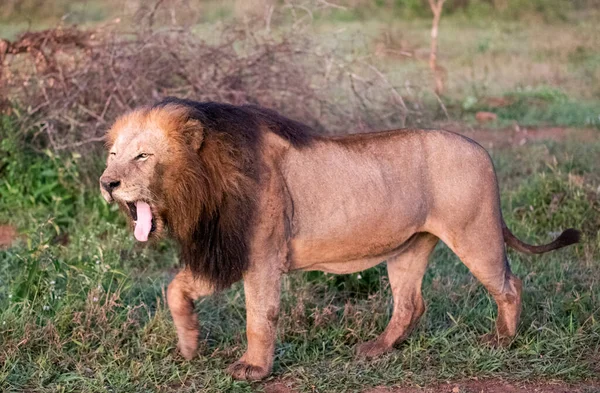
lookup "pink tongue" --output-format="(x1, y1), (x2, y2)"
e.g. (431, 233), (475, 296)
(134, 201), (153, 242)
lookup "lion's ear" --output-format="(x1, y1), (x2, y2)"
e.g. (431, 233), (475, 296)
(183, 118), (204, 152)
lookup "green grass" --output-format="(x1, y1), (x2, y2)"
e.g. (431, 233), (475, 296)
(1, 116), (599, 392)
(459, 86), (600, 128)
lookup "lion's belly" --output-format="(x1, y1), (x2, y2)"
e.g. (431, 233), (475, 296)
(289, 234), (417, 272)
(283, 137), (428, 271)
(288, 207), (421, 269)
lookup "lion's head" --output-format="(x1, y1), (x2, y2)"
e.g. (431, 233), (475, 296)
(100, 98), (281, 289)
(100, 103), (204, 242)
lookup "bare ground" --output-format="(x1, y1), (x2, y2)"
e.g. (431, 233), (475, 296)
(441, 124), (598, 149)
(0, 225), (17, 249)
(264, 379), (600, 393)
(364, 380), (600, 393)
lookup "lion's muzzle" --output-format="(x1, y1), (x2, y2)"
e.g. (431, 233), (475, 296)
(100, 175), (121, 202)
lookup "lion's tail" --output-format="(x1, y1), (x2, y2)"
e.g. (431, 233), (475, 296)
(502, 221), (580, 255)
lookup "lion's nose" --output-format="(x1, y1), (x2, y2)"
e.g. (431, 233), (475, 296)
(101, 178), (121, 194)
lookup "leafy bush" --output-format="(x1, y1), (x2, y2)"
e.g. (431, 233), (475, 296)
(1, 118), (83, 227)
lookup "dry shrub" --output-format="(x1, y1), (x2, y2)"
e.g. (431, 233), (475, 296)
(0, 4), (420, 158)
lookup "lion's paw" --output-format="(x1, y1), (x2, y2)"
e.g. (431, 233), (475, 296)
(356, 340), (392, 359)
(481, 332), (512, 348)
(226, 360), (270, 381)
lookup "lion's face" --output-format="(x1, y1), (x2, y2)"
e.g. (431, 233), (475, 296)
(100, 110), (175, 241)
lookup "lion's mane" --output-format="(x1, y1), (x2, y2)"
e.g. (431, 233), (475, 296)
(154, 98), (315, 290)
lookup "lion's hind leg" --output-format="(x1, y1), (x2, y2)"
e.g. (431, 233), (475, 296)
(489, 272), (522, 345)
(436, 218), (522, 345)
(167, 269), (214, 360)
(357, 233), (439, 359)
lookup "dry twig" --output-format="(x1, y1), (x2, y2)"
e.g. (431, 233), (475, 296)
(428, 0), (446, 95)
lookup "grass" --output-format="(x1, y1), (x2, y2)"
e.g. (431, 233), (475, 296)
(458, 86), (600, 128)
(303, 8), (600, 128)
(1, 116), (599, 392)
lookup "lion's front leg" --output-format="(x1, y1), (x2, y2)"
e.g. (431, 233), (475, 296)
(167, 269), (214, 360)
(227, 264), (282, 381)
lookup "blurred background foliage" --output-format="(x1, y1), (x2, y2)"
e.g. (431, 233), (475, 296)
(2, 0), (600, 29)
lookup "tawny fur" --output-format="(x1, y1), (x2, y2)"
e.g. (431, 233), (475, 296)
(100, 98), (580, 381)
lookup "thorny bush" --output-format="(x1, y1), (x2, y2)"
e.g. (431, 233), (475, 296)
(0, 13), (418, 160)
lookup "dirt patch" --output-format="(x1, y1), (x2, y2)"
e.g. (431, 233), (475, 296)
(263, 379), (599, 393)
(264, 381), (297, 393)
(439, 124), (598, 150)
(0, 225), (17, 249)
(365, 380), (599, 393)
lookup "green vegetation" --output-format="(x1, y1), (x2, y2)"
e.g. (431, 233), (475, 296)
(460, 86), (600, 128)
(0, 0), (589, 29)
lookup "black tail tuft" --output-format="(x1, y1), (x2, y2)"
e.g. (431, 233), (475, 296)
(554, 228), (581, 248)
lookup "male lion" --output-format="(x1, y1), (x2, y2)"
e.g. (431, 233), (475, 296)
(100, 97), (579, 380)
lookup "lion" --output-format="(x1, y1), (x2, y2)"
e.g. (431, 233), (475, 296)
(100, 97), (580, 381)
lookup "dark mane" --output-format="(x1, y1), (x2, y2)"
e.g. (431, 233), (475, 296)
(153, 97), (316, 148)
(152, 98), (314, 291)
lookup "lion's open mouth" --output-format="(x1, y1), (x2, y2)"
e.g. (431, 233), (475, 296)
(127, 201), (156, 242)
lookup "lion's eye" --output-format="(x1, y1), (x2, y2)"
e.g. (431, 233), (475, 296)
(135, 153), (150, 161)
